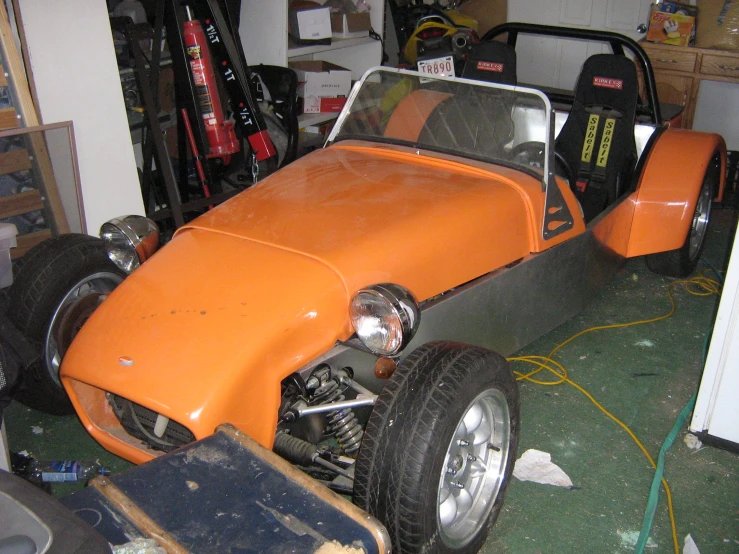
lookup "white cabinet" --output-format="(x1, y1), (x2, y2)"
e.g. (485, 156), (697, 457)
(238, 1), (384, 80)
(691, 228), (739, 446)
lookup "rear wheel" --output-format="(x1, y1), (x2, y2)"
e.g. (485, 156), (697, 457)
(646, 152), (721, 277)
(354, 341), (519, 554)
(7, 234), (124, 414)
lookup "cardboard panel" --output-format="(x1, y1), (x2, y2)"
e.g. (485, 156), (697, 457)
(459, 0), (507, 36)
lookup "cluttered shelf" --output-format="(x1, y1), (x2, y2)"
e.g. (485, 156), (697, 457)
(288, 35), (377, 58)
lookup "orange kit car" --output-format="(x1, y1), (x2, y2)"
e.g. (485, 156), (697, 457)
(9, 24), (725, 554)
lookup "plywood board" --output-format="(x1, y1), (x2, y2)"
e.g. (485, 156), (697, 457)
(12, 228), (51, 258)
(0, 107), (19, 130)
(0, 147), (31, 174)
(0, 189), (43, 218)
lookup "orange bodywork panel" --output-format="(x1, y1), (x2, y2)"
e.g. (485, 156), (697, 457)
(589, 128), (726, 259)
(591, 194), (638, 257)
(63, 231), (351, 463)
(627, 129), (726, 257)
(181, 141), (582, 299)
(62, 142), (582, 463)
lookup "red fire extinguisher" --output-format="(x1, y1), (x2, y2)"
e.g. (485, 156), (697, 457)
(183, 5), (240, 164)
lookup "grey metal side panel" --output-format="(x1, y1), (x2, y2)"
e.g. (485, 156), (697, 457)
(303, 229), (623, 391)
(411, 230), (621, 357)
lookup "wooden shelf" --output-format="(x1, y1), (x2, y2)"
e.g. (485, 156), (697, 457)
(287, 36), (376, 59)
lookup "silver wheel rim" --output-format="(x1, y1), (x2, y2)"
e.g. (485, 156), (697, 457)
(45, 272), (123, 386)
(689, 177), (713, 260)
(437, 388), (511, 548)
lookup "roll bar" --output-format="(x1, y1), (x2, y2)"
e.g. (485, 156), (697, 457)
(481, 22), (662, 125)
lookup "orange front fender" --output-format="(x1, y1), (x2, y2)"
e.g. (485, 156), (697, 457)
(627, 129), (726, 258)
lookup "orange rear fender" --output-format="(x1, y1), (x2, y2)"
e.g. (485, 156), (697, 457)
(627, 129), (726, 258)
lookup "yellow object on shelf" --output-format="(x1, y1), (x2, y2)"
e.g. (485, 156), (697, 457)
(646, 2), (697, 47)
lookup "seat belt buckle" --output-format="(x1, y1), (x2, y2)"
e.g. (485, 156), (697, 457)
(576, 180), (588, 192)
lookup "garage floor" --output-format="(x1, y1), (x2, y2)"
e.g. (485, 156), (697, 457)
(3, 205), (738, 553)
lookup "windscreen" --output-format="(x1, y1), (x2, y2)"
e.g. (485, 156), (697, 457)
(329, 68), (553, 178)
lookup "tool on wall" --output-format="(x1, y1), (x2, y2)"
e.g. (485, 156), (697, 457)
(125, 0), (283, 230)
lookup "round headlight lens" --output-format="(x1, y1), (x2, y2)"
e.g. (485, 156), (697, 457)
(349, 284), (420, 356)
(100, 215), (159, 274)
(101, 223), (139, 273)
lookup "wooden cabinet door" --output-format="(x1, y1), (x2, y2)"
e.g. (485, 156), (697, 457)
(652, 73), (696, 128)
(653, 73), (692, 106)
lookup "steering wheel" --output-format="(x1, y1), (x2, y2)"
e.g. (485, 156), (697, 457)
(508, 141), (576, 188)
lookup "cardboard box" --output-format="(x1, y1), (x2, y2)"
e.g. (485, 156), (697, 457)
(0, 223), (18, 289)
(696, 0), (739, 50)
(646, 2), (698, 47)
(331, 12), (372, 39)
(289, 61), (352, 114)
(288, 6), (332, 44)
(458, 0), (507, 36)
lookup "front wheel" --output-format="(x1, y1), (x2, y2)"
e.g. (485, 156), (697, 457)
(646, 152), (721, 277)
(7, 234), (125, 414)
(354, 341), (519, 554)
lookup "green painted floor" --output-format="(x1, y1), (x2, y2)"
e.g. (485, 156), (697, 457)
(3, 207), (738, 553)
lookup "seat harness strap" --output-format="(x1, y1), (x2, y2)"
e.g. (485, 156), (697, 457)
(576, 106), (622, 192)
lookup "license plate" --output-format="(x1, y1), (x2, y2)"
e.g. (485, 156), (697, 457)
(417, 55), (455, 79)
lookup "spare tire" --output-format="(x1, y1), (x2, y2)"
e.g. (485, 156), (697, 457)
(7, 234), (125, 414)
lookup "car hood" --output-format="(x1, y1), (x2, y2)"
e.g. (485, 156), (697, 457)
(182, 141), (542, 301)
(62, 141), (544, 451)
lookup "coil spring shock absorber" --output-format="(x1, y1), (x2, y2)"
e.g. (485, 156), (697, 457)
(308, 366), (364, 455)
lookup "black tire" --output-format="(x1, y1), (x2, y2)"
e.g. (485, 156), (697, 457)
(7, 234), (125, 414)
(646, 152), (721, 277)
(354, 341), (519, 554)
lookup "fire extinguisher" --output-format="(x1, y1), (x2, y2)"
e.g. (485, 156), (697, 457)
(183, 5), (240, 164)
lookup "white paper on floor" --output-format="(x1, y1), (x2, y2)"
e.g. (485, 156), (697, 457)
(512, 449), (573, 487)
(683, 534), (701, 554)
(683, 433), (703, 450)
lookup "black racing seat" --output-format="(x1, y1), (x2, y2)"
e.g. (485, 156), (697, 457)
(417, 89), (515, 159)
(462, 41), (517, 85)
(416, 41), (517, 158)
(555, 54), (639, 222)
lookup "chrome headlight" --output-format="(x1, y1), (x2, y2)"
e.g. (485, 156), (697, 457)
(100, 215), (159, 274)
(349, 283), (420, 356)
